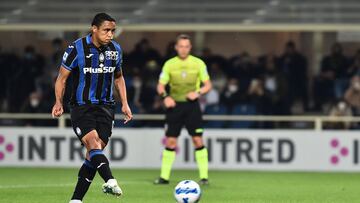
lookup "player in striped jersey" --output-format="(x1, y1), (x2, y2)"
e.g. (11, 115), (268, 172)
(51, 13), (132, 203)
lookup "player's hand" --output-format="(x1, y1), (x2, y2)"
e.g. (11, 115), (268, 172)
(122, 104), (133, 124)
(163, 96), (176, 108)
(51, 102), (64, 118)
(186, 91), (200, 101)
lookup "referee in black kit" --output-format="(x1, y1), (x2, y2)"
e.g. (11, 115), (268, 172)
(51, 13), (132, 203)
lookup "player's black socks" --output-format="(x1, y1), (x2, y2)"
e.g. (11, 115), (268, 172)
(89, 149), (114, 182)
(71, 159), (96, 201)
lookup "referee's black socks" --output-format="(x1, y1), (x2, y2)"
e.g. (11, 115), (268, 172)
(89, 149), (114, 182)
(71, 159), (96, 200)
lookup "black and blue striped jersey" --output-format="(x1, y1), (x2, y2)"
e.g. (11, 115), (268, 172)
(61, 34), (122, 106)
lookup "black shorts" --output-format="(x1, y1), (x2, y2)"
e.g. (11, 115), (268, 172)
(165, 101), (203, 137)
(70, 104), (115, 145)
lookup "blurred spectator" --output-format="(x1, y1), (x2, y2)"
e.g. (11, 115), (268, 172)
(201, 88), (220, 112)
(23, 45), (45, 83)
(347, 49), (360, 77)
(8, 46), (44, 112)
(279, 41), (308, 109)
(325, 100), (353, 129)
(290, 99), (309, 129)
(1, 50), (21, 112)
(261, 55), (289, 115)
(344, 75), (360, 115)
(208, 62), (227, 92)
(47, 38), (64, 83)
(143, 59), (161, 83)
(0, 46), (6, 109)
(39, 38), (65, 108)
(164, 41), (177, 60)
(314, 43), (349, 109)
(127, 74), (157, 113)
(129, 38), (162, 68)
(201, 47), (228, 73)
(220, 78), (247, 111)
(21, 91), (51, 126)
(247, 78), (266, 114)
(145, 96), (165, 127)
(229, 52), (260, 90)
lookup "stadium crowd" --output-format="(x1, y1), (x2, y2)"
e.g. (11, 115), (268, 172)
(1, 38), (359, 128)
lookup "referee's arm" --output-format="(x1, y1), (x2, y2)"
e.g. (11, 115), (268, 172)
(52, 66), (71, 118)
(198, 79), (212, 95)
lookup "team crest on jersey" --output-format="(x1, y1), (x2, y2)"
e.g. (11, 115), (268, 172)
(99, 53), (105, 62)
(105, 51), (119, 60)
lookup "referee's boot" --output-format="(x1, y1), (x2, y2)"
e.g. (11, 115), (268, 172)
(199, 178), (209, 186)
(154, 177), (169, 185)
(102, 179), (123, 197)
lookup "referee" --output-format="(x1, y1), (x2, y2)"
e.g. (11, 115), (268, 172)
(51, 13), (132, 203)
(154, 34), (212, 185)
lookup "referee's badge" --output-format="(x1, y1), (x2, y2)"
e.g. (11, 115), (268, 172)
(181, 71), (187, 78)
(99, 53), (105, 62)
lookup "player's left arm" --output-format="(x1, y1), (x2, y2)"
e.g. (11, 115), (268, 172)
(199, 79), (212, 95)
(114, 70), (133, 124)
(186, 61), (212, 101)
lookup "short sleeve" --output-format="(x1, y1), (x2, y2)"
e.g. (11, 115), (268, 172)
(199, 60), (210, 82)
(111, 41), (122, 73)
(61, 43), (78, 71)
(159, 62), (170, 85)
(116, 51), (122, 73)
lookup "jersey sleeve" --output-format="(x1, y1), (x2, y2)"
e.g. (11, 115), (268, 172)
(116, 51), (122, 73)
(199, 60), (210, 82)
(61, 43), (78, 71)
(113, 42), (122, 73)
(159, 62), (170, 85)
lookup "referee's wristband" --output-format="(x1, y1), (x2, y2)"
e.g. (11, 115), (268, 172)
(160, 92), (169, 99)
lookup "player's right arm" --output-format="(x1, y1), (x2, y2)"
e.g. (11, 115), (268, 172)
(52, 43), (77, 118)
(158, 62), (176, 108)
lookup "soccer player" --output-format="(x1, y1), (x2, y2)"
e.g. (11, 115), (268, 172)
(51, 13), (132, 203)
(154, 34), (212, 185)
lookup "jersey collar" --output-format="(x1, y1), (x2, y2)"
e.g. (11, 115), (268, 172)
(86, 33), (109, 51)
(86, 33), (92, 45)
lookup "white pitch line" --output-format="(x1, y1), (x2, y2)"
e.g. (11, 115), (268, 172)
(0, 181), (148, 189)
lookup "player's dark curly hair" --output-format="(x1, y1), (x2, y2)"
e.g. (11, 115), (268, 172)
(91, 13), (115, 27)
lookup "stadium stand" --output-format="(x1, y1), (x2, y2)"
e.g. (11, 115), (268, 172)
(2, 0), (360, 25)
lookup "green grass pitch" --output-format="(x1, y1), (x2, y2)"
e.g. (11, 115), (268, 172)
(0, 168), (358, 203)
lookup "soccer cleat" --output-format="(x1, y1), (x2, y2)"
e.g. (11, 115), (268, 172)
(69, 200), (82, 203)
(154, 177), (169, 185)
(199, 178), (209, 185)
(102, 179), (123, 197)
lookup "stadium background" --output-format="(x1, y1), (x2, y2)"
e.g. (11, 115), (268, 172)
(1, 0), (360, 202)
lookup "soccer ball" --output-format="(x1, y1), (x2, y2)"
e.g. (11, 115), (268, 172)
(174, 180), (201, 203)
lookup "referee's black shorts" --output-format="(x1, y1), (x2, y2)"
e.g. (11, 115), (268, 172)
(70, 104), (115, 145)
(165, 101), (204, 137)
